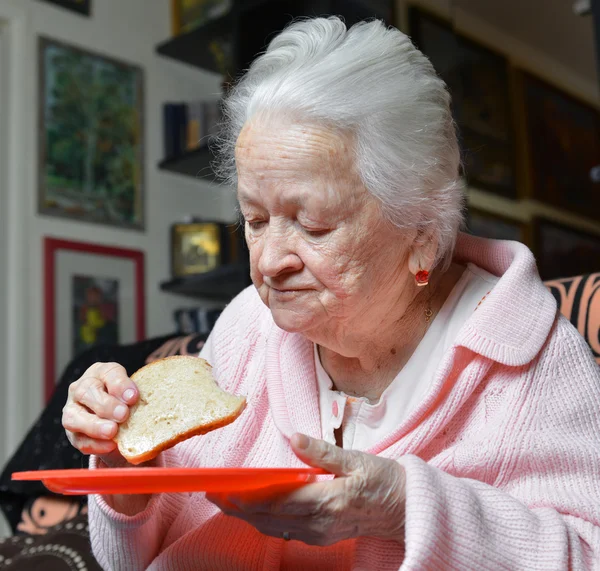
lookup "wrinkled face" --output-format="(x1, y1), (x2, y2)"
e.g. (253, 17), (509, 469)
(235, 117), (413, 340)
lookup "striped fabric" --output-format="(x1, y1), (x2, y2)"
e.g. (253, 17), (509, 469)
(545, 273), (600, 365)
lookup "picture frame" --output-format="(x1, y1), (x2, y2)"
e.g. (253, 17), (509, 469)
(408, 7), (517, 199)
(171, 222), (224, 278)
(38, 37), (145, 230)
(170, 221), (247, 278)
(170, 0), (233, 36)
(465, 207), (526, 243)
(36, 0), (91, 16)
(519, 71), (600, 222)
(532, 218), (600, 281)
(44, 238), (146, 402)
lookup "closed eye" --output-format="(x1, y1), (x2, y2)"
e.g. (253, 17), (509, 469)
(247, 220), (267, 231)
(305, 228), (330, 237)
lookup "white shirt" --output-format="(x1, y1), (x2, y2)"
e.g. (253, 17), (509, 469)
(315, 263), (499, 451)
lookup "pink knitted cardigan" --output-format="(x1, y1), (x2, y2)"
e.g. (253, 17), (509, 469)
(89, 234), (600, 570)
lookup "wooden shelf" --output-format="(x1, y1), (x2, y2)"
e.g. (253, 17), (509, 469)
(156, 12), (234, 74)
(160, 263), (251, 301)
(158, 146), (222, 181)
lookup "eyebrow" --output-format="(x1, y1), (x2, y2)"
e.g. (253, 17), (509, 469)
(237, 191), (255, 204)
(237, 189), (310, 210)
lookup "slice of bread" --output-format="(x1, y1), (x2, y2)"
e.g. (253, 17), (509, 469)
(115, 356), (246, 465)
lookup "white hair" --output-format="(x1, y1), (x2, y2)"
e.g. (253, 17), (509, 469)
(214, 16), (464, 270)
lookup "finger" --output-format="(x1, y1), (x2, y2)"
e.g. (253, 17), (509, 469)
(70, 378), (131, 423)
(227, 478), (347, 517)
(63, 402), (118, 440)
(224, 481), (310, 509)
(290, 433), (361, 476)
(87, 362), (138, 404)
(67, 433), (117, 456)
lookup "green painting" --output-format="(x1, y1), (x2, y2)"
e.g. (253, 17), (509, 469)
(39, 38), (144, 229)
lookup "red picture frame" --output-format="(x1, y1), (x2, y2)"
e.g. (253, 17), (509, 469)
(44, 238), (145, 402)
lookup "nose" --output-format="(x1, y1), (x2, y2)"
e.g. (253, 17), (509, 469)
(256, 225), (303, 278)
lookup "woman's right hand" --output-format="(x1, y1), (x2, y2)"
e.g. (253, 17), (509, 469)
(62, 362), (139, 467)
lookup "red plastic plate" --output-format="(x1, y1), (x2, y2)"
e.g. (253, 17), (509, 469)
(12, 467), (327, 495)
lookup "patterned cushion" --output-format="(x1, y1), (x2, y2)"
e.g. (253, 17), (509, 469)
(544, 273), (600, 365)
(0, 513), (101, 570)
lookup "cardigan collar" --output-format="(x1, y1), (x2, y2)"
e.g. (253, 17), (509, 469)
(452, 233), (557, 366)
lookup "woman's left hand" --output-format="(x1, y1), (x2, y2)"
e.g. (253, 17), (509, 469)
(206, 433), (406, 546)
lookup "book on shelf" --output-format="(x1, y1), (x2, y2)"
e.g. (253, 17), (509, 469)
(163, 100), (222, 159)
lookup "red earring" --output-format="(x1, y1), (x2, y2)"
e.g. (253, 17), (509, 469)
(415, 269), (429, 287)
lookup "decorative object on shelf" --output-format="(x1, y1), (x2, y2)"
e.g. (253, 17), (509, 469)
(409, 7), (516, 199)
(171, 0), (233, 36)
(171, 221), (223, 277)
(174, 307), (223, 334)
(44, 237), (146, 402)
(38, 37), (145, 229)
(37, 0), (91, 16)
(163, 100), (221, 159)
(171, 220), (246, 277)
(518, 71), (600, 222)
(532, 218), (600, 281)
(465, 208), (526, 243)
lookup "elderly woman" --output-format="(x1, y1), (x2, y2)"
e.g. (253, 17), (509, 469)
(62, 17), (600, 570)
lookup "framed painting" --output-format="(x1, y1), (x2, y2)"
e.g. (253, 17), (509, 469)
(532, 218), (600, 281)
(37, 0), (91, 16)
(38, 37), (145, 229)
(520, 71), (600, 221)
(409, 7), (516, 198)
(44, 238), (146, 402)
(465, 208), (526, 243)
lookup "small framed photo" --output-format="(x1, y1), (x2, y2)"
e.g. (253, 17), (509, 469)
(519, 71), (600, 221)
(465, 208), (526, 243)
(409, 7), (516, 199)
(39, 37), (144, 229)
(171, 222), (224, 277)
(533, 218), (600, 281)
(44, 238), (145, 401)
(37, 0), (91, 16)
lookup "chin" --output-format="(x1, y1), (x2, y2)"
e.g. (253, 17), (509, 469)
(269, 307), (316, 334)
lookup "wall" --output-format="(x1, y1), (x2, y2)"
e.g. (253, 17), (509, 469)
(0, 0), (236, 500)
(0, 18), (10, 537)
(394, 0), (600, 238)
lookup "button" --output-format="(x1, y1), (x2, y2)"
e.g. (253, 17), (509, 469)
(332, 400), (339, 417)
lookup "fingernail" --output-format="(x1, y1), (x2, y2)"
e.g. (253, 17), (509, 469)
(295, 434), (310, 450)
(114, 405), (127, 421)
(123, 389), (135, 401)
(101, 422), (115, 437)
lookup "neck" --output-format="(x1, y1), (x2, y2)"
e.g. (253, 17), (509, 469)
(317, 263), (465, 401)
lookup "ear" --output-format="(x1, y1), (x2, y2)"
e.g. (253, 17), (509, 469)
(408, 228), (438, 277)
